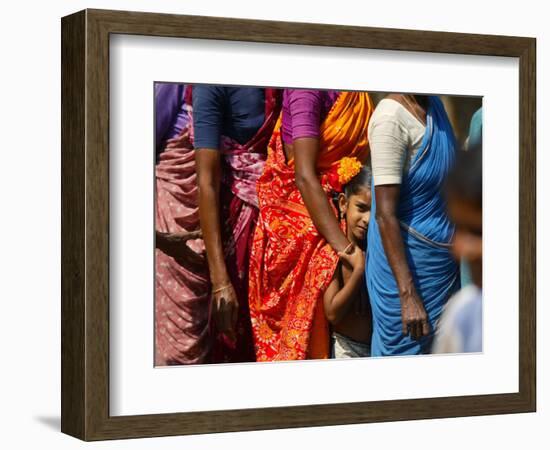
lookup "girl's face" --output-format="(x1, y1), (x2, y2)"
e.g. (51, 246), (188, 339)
(339, 187), (372, 244)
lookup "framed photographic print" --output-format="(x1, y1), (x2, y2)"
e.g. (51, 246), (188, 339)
(61, 8), (536, 441)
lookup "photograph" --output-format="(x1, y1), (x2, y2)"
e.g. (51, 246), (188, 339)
(154, 84), (483, 365)
(57, 7), (536, 440)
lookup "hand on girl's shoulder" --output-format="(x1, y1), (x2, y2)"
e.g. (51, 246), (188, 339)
(338, 245), (365, 272)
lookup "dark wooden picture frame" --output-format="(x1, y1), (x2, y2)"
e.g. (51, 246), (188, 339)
(61, 8), (536, 441)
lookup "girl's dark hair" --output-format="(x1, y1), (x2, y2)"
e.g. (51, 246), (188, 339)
(445, 143), (482, 208)
(343, 165), (372, 198)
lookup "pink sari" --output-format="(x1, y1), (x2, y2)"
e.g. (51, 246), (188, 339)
(155, 88), (281, 365)
(155, 120), (208, 365)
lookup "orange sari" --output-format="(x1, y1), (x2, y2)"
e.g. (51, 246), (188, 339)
(248, 91), (373, 361)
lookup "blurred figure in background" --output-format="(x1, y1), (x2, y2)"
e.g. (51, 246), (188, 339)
(465, 107), (482, 151)
(459, 107), (482, 287)
(433, 140), (482, 354)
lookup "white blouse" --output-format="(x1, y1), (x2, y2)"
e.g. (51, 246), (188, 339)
(368, 98), (426, 186)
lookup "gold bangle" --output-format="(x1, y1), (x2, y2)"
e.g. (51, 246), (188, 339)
(212, 283), (232, 295)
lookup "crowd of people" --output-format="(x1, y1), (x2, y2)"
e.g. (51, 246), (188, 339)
(154, 84), (483, 365)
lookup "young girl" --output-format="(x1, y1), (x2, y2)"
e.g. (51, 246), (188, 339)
(324, 165), (373, 358)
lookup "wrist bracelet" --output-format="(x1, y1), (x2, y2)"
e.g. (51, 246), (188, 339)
(212, 283), (232, 294)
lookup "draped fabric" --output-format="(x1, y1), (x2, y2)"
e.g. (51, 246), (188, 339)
(155, 95), (208, 365)
(155, 83), (189, 156)
(155, 88), (281, 365)
(248, 91), (373, 361)
(209, 89), (282, 363)
(366, 96), (460, 356)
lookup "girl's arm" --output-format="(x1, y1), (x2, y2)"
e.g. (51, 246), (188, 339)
(323, 251), (365, 325)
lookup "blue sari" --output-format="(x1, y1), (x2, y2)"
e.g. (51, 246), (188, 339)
(366, 96), (460, 356)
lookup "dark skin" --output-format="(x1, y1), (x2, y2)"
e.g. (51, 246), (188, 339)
(195, 149), (238, 342)
(285, 138), (358, 262)
(195, 130), (358, 340)
(447, 195), (483, 288)
(323, 188), (372, 343)
(156, 129), (206, 270)
(374, 94), (430, 340)
(155, 230), (204, 270)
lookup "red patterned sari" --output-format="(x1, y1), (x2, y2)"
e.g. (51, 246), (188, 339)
(248, 91), (373, 361)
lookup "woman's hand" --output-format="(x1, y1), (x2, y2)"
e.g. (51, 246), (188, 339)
(165, 129), (192, 149)
(338, 245), (365, 273)
(156, 230), (205, 268)
(400, 291), (430, 340)
(211, 283), (239, 342)
(195, 148), (237, 339)
(374, 184), (430, 341)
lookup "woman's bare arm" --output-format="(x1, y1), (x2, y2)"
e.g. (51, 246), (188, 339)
(375, 184), (430, 339)
(293, 137), (351, 254)
(195, 148), (238, 338)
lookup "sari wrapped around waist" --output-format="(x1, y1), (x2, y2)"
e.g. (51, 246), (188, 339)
(248, 91), (373, 361)
(155, 121), (209, 365)
(155, 88), (280, 365)
(211, 89), (281, 363)
(366, 96), (460, 356)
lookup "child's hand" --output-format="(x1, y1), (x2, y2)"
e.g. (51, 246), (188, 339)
(338, 245), (365, 272)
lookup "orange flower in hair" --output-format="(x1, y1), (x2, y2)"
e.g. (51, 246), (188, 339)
(337, 157), (362, 186)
